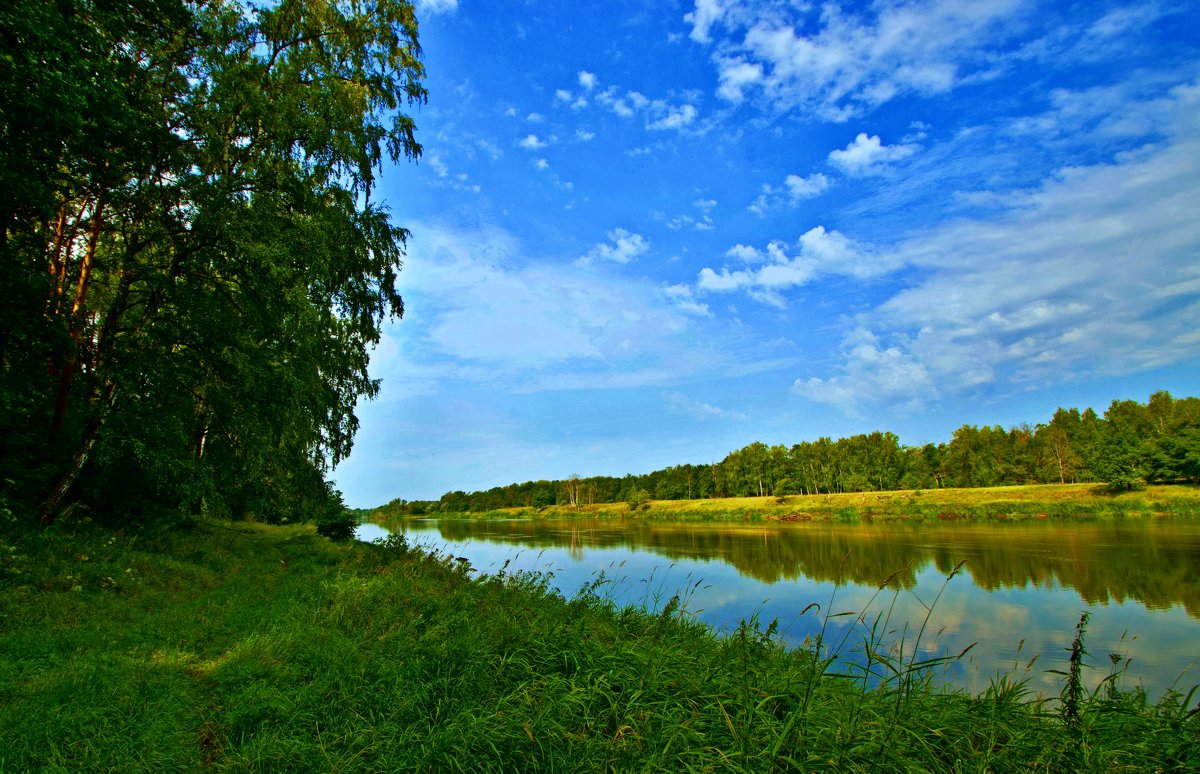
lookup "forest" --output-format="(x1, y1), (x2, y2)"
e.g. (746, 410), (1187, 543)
(1, 0), (425, 528)
(377, 391), (1200, 515)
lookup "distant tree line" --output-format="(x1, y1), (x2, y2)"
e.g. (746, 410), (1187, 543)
(377, 392), (1200, 516)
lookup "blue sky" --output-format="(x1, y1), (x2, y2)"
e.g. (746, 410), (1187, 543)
(332, 0), (1200, 506)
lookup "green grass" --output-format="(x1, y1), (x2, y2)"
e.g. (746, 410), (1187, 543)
(414, 483), (1200, 524)
(2, 510), (1197, 771)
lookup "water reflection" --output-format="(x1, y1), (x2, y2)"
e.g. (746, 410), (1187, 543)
(366, 516), (1200, 698)
(354, 522), (392, 543)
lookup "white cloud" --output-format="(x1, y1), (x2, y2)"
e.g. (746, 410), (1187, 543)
(664, 391), (744, 420)
(378, 225), (788, 397)
(534, 158), (550, 170)
(600, 87), (638, 118)
(423, 153), (480, 193)
(696, 266), (749, 292)
(828, 133), (919, 175)
(664, 284), (712, 317)
(576, 129), (595, 141)
(662, 198), (718, 231)
(576, 228), (650, 266)
(715, 57), (764, 102)
(578, 70), (598, 90)
(648, 103), (699, 131)
(519, 134), (548, 150)
(1088, 4), (1156, 40)
(748, 186), (773, 216)
(785, 172), (830, 199)
(685, 0), (729, 43)
(793, 82), (1200, 414)
(798, 226), (885, 276)
(749, 172), (831, 215)
(795, 329), (935, 416)
(597, 87), (703, 134)
(1006, 75), (1189, 149)
(475, 138), (503, 161)
(725, 244), (763, 263)
(697, 227), (885, 301)
(389, 229), (598, 368)
(556, 85), (590, 110)
(691, 0), (1027, 119)
(1055, 2), (1176, 66)
(414, 0), (458, 16)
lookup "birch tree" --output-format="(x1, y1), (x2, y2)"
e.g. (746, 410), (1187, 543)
(1, 0), (426, 523)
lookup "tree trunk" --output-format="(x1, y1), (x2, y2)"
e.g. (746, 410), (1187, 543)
(41, 383), (117, 525)
(71, 203), (103, 316)
(49, 197), (90, 304)
(49, 202), (104, 437)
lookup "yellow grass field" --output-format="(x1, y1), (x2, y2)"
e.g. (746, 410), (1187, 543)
(407, 483), (1200, 523)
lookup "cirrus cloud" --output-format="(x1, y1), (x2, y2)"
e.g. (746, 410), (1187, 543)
(795, 82), (1200, 413)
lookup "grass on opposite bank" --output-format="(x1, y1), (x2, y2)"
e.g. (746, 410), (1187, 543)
(418, 483), (1200, 523)
(1, 512), (1197, 772)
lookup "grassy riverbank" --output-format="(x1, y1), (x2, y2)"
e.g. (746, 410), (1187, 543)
(397, 483), (1200, 524)
(2, 513), (1197, 771)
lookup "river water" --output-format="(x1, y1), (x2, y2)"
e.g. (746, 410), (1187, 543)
(357, 517), (1200, 698)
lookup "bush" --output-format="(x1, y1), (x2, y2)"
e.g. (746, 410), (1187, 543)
(315, 512), (358, 542)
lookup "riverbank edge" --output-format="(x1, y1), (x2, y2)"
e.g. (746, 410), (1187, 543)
(372, 483), (1200, 524)
(1, 513), (1196, 770)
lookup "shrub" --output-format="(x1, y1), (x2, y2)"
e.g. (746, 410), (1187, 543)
(315, 512), (358, 542)
(627, 488), (651, 512)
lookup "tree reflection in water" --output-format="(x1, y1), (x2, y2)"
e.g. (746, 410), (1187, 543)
(370, 516), (1200, 697)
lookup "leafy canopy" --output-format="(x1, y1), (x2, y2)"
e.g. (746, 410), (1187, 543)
(0, 0), (426, 524)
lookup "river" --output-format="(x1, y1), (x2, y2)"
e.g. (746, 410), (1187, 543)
(357, 516), (1200, 698)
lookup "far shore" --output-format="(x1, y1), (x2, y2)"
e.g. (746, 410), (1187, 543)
(368, 482), (1200, 524)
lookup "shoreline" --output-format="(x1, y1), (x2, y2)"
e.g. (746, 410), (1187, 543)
(369, 482), (1200, 524)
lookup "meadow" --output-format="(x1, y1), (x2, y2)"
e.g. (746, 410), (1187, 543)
(2, 506), (1197, 771)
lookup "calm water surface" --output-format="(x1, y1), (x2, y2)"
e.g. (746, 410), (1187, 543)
(357, 517), (1200, 697)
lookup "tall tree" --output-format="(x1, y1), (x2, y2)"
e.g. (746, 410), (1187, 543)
(1, 0), (426, 523)
(1094, 400), (1152, 490)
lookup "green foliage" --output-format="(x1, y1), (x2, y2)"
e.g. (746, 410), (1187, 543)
(0, 0), (426, 526)
(314, 513), (358, 542)
(313, 485), (356, 541)
(531, 487), (555, 509)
